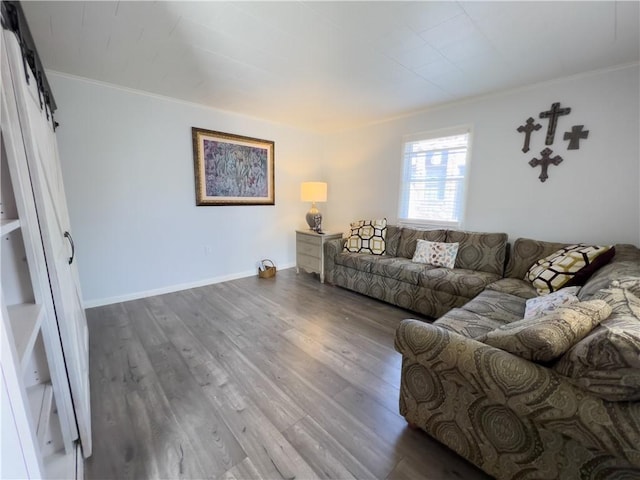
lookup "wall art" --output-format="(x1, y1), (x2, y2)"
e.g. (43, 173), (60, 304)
(192, 127), (275, 206)
(516, 101), (589, 182)
(564, 125), (589, 150)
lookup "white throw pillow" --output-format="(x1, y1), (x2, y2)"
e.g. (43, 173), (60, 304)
(412, 240), (459, 268)
(524, 286), (581, 319)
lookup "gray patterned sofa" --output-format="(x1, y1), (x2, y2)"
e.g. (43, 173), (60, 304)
(395, 238), (640, 479)
(324, 226), (508, 318)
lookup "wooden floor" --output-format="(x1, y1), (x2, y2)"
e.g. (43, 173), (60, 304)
(85, 268), (491, 479)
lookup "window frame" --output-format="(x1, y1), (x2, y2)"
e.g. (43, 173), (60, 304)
(397, 125), (473, 229)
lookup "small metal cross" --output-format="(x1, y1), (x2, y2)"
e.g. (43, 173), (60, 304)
(563, 125), (589, 150)
(529, 147), (563, 182)
(516, 117), (542, 153)
(539, 102), (571, 145)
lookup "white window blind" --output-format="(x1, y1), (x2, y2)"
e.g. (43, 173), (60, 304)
(398, 129), (470, 227)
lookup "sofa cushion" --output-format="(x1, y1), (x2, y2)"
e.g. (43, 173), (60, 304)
(397, 227), (447, 259)
(334, 252), (375, 273)
(412, 240), (459, 268)
(524, 286), (580, 319)
(554, 288), (640, 401)
(445, 230), (508, 276)
(344, 218), (387, 255)
(485, 278), (538, 299)
(369, 257), (436, 285)
(435, 308), (506, 339)
(478, 300), (611, 363)
(504, 237), (568, 280)
(419, 268), (500, 299)
(578, 244), (640, 300)
(460, 289), (526, 324)
(385, 225), (403, 257)
(526, 244), (614, 295)
(611, 276), (640, 298)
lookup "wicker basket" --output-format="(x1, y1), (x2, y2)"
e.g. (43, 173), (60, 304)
(258, 259), (276, 278)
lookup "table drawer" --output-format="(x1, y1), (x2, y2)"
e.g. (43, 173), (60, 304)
(297, 233), (322, 247)
(297, 254), (321, 272)
(297, 241), (320, 258)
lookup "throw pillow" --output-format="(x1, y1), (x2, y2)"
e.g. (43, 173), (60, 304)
(412, 240), (459, 268)
(526, 244), (614, 295)
(343, 218), (387, 255)
(523, 286), (580, 319)
(477, 299), (612, 362)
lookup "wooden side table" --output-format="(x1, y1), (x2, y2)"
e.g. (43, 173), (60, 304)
(296, 230), (343, 283)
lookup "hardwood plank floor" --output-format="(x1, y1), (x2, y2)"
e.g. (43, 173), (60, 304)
(85, 268), (491, 479)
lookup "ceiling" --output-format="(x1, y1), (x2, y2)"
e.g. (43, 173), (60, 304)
(20, 1), (640, 133)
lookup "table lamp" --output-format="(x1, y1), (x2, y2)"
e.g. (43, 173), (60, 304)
(300, 182), (327, 232)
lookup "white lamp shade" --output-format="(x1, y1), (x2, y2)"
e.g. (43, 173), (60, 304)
(300, 182), (327, 202)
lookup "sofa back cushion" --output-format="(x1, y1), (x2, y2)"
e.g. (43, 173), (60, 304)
(385, 225), (403, 257)
(505, 237), (568, 280)
(445, 230), (508, 276)
(554, 287), (640, 402)
(397, 227), (446, 259)
(578, 244), (640, 300)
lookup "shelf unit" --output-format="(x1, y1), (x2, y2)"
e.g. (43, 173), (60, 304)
(1, 24), (82, 479)
(1, 141), (72, 479)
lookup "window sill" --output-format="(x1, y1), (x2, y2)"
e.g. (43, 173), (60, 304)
(397, 219), (461, 230)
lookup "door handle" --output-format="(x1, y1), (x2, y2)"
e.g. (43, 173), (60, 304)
(64, 231), (75, 265)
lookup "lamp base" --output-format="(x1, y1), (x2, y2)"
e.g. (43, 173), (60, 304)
(306, 206), (322, 232)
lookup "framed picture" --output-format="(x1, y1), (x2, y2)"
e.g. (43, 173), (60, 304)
(192, 127), (275, 206)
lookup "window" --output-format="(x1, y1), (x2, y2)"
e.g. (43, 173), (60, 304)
(398, 127), (471, 228)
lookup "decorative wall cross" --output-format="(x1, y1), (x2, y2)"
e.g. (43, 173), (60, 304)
(529, 148), (563, 182)
(516, 117), (542, 153)
(564, 125), (589, 150)
(539, 102), (571, 145)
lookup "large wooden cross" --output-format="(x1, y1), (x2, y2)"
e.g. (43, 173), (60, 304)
(539, 102), (571, 145)
(529, 147), (563, 182)
(516, 117), (542, 152)
(564, 125), (589, 150)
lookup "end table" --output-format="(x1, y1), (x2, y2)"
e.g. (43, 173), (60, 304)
(296, 230), (343, 283)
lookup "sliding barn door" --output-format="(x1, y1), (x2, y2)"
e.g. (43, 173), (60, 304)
(4, 32), (92, 457)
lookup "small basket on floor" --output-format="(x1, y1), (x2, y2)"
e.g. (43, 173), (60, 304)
(258, 259), (276, 278)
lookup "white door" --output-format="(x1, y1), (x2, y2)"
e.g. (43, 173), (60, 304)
(4, 33), (92, 457)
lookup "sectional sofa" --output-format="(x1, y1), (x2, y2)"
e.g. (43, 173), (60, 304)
(324, 226), (509, 318)
(325, 228), (640, 478)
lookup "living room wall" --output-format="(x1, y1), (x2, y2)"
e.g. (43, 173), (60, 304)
(50, 74), (324, 306)
(51, 64), (639, 306)
(324, 64), (640, 247)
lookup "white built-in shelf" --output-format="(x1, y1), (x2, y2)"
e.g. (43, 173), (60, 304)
(36, 384), (54, 449)
(27, 383), (53, 447)
(1, 218), (21, 235)
(43, 446), (80, 480)
(7, 303), (44, 370)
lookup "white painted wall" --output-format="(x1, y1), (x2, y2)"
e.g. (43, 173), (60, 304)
(51, 65), (639, 306)
(49, 74), (324, 306)
(324, 65), (640, 247)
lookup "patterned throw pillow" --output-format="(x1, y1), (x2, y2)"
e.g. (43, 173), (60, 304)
(343, 218), (387, 255)
(477, 300), (612, 362)
(526, 244), (614, 295)
(412, 240), (459, 268)
(523, 286), (580, 319)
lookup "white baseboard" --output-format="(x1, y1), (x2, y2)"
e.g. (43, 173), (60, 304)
(83, 262), (296, 308)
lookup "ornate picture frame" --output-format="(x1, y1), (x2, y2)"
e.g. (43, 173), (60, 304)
(192, 127), (275, 206)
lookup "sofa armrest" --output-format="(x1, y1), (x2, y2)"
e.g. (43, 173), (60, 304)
(323, 237), (345, 284)
(394, 320), (640, 467)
